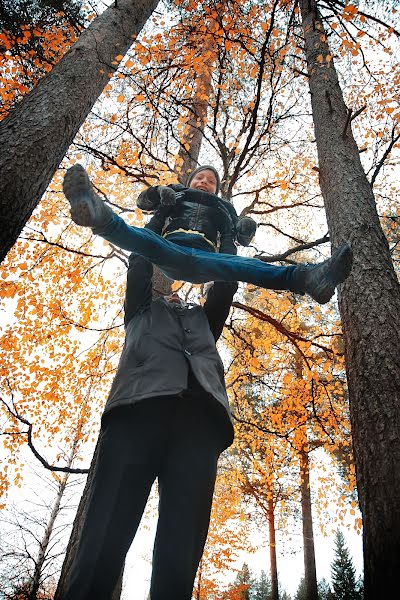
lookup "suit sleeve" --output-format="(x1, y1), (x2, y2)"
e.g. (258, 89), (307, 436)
(203, 281), (238, 341)
(124, 255), (154, 327)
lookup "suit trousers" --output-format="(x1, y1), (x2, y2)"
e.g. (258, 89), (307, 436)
(62, 393), (224, 600)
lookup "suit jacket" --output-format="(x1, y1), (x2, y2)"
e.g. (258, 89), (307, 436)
(103, 255), (237, 449)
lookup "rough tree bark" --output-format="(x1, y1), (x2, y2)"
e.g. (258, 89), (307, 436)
(299, 2), (400, 597)
(267, 495), (279, 600)
(299, 448), (318, 600)
(175, 41), (214, 181)
(296, 353), (318, 600)
(0, 0), (159, 264)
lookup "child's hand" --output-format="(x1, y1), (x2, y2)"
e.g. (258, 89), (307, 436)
(159, 186), (176, 206)
(236, 216), (257, 246)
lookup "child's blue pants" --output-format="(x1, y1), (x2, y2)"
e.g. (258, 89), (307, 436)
(96, 213), (297, 290)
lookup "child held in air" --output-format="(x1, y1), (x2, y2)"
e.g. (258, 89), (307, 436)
(63, 164), (352, 304)
(137, 165), (257, 255)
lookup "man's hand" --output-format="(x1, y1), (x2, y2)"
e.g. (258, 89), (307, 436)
(158, 186), (177, 206)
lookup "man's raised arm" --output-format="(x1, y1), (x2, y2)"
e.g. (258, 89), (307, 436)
(203, 281), (238, 342)
(124, 255), (154, 327)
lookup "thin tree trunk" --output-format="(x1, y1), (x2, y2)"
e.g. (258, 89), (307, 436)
(0, 0), (159, 264)
(29, 469), (70, 599)
(300, 449), (318, 600)
(296, 353), (318, 600)
(28, 436), (82, 599)
(267, 495), (279, 600)
(29, 475), (68, 599)
(299, 2), (400, 597)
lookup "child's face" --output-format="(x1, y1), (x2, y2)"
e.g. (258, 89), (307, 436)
(189, 169), (218, 194)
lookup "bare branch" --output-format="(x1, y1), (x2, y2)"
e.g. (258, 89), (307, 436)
(0, 394), (89, 474)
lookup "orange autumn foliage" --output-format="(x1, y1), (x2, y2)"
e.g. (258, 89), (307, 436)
(1, 1), (399, 588)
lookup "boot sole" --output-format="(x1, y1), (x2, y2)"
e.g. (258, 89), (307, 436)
(63, 165), (96, 227)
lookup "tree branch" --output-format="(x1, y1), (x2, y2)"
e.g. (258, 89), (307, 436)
(371, 128), (400, 188)
(0, 394), (89, 474)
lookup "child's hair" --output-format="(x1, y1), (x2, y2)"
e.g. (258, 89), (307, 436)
(186, 165), (221, 195)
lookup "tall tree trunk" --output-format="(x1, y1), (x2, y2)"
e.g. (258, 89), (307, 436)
(300, 449), (318, 600)
(0, 0), (159, 264)
(175, 42), (214, 181)
(296, 353), (318, 600)
(299, 2), (400, 597)
(267, 495), (279, 600)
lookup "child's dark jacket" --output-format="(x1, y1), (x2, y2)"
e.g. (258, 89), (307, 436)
(137, 184), (251, 255)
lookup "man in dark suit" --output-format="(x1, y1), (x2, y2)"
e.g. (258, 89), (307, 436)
(62, 255), (238, 600)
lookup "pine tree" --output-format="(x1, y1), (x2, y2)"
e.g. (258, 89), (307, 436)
(230, 563), (254, 600)
(253, 570), (272, 600)
(330, 530), (361, 600)
(318, 578), (333, 600)
(294, 577), (306, 600)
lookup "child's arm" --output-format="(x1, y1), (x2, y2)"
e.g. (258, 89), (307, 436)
(137, 185), (177, 211)
(137, 185), (178, 235)
(145, 205), (171, 235)
(219, 219), (238, 255)
(217, 200), (238, 255)
(218, 199), (257, 249)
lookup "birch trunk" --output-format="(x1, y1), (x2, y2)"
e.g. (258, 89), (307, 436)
(299, 2), (400, 597)
(0, 0), (159, 263)
(29, 465), (71, 599)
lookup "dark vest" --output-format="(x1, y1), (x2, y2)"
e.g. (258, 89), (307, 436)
(103, 297), (234, 447)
